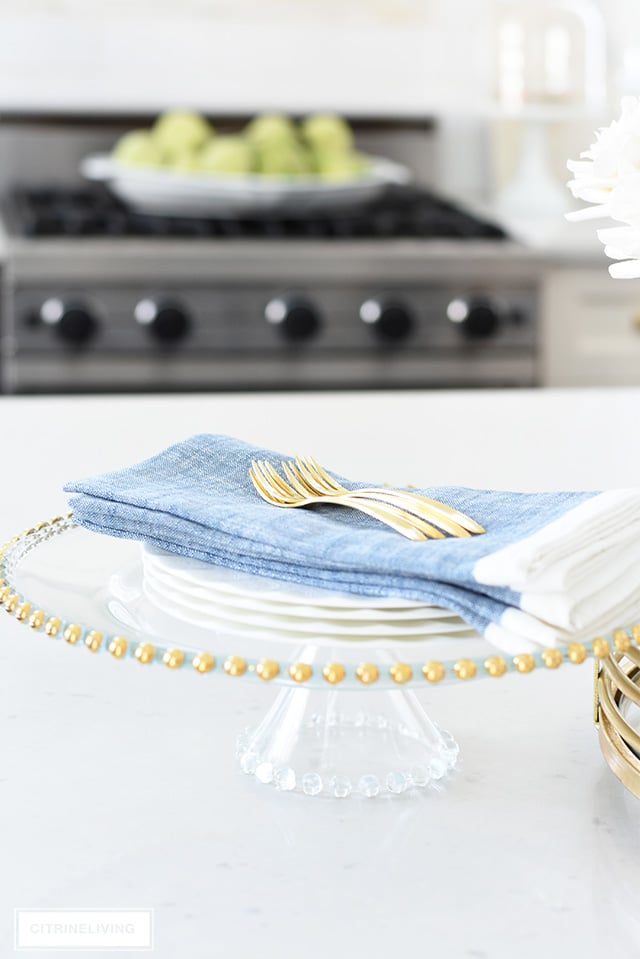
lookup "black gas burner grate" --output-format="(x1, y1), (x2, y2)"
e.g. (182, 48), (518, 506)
(6, 184), (508, 241)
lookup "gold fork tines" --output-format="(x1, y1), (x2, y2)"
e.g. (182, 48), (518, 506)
(249, 460), (440, 540)
(249, 458), (485, 541)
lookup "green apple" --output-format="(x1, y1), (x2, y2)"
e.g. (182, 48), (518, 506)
(198, 136), (254, 175)
(152, 110), (212, 159)
(315, 150), (370, 181)
(256, 141), (312, 176)
(244, 113), (297, 148)
(301, 113), (354, 155)
(112, 130), (163, 167)
(171, 149), (200, 173)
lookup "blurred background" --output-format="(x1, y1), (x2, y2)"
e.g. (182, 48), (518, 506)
(0, 0), (638, 394)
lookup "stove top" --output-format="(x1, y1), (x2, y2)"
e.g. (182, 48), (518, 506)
(5, 184), (508, 241)
(0, 179), (538, 397)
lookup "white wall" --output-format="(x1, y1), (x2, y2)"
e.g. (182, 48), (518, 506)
(599, 0), (640, 95)
(3, 1), (636, 118)
(0, 0), (493, 116)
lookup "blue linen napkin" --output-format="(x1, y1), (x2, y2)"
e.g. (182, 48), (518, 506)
(64, 433), (640, 652)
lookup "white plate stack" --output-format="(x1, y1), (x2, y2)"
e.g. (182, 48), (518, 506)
(142, 545), (476, 644)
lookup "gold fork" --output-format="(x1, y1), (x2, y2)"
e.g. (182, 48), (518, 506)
(249, 459), (484, 541)
(287, 456), (484, 537)
(249, 459), (437, 540)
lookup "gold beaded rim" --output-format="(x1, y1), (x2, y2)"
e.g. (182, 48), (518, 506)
(2, 515), (640, 691)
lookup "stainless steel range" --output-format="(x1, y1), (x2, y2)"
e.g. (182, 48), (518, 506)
(0, 121), (541, 394)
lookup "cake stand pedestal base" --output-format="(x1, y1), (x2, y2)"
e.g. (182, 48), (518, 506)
(236, 684), (459, 799)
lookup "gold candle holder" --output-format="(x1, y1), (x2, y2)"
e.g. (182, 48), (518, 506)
(595, 647), (640, 797)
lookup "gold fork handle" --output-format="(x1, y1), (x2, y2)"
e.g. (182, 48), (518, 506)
(350, 488), (484, 534)
(335, 495), (446, 540)
(347, 491), (472, 538)
(300, 494), (444, 540)
(252, 485), (432, 540)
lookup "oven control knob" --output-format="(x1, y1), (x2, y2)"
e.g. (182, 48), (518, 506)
(39, 298), (96, 344)
(264, 297), (320, 341)
(360, 299), (413, 341)
(447, 297), (500, 339)
(135, 299), (191, 342)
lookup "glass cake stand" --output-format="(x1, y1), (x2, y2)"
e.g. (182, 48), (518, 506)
(1, 517), (499, 800)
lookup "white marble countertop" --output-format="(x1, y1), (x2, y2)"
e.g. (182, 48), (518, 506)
(1, 388), (639, 959)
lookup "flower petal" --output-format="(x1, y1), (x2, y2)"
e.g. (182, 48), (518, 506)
(608, 259), (640, 278)
(566, 97), (640, 278)
(565, 205), (611, 222)
(598, 225), (640, 257)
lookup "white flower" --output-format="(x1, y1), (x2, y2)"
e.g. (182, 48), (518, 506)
(597, 225), (640, 278)
(566, 97), (640, 278)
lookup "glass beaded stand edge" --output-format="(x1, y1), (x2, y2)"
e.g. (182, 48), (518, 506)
(2, 519), (459, 801)
(236, 677), (459, 799)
